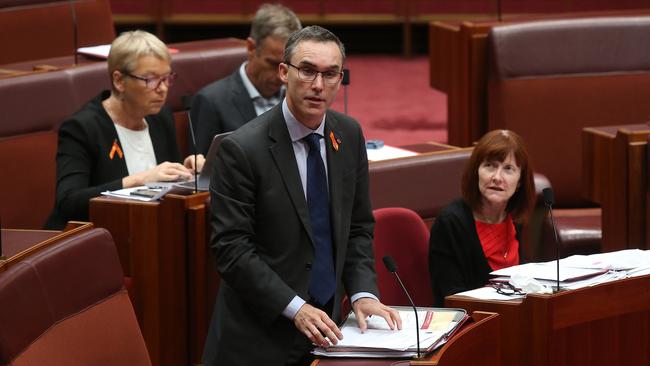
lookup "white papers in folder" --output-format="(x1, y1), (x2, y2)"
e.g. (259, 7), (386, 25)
(313, 307), (467, 358)
(490, 262), (607, 282)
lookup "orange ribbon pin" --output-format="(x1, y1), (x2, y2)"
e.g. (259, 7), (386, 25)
(109, 139), (124, 160)
(329, 131), (340, 152)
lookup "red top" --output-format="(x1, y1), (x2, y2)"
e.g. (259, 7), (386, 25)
(475, 215), (519, 271)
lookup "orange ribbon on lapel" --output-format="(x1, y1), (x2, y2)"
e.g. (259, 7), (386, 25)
(329, 131), (340, 152)
(109, 139), (124, 160)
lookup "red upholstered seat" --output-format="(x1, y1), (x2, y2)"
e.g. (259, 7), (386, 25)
(372, 207), (433, 307)
(0, 228), (151, 366)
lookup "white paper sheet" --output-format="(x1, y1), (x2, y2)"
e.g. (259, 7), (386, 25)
(366, 145), (417, 161)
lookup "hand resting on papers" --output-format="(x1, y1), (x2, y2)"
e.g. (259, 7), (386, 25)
(352, 297), (402, 333)
(294, 298), (402, 347)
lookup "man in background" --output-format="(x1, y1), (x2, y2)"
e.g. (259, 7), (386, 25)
(202, 25), (401, 366)
(190, 3), (301, 154)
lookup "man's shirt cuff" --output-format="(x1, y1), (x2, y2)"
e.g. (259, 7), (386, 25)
(282, 296), (306, 319)
(350, 292), (379, 304)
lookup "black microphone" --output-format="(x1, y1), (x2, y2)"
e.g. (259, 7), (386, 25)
(543, 187), (561, 292)
(382, 255), (420, 359)
(342, 68), (350, 115)
(69, 0), (79, 66)
(181, 95), (199, 193)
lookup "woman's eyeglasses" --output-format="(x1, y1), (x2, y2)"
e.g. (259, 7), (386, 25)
(125, 72), (177, 90)
(490, 281), (525, 296)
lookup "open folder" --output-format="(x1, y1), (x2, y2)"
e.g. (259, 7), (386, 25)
(313, 306), (468, 358)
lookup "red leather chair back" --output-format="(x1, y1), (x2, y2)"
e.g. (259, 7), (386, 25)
(488, 16), (650, 207)
(372, 207), (433, 307)
(0, 228), (151, 365)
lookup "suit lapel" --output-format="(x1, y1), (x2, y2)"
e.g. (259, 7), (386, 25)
(268, 108), (314, 244)
(325, 114), (344, 253)
(231, 71), (257, 123)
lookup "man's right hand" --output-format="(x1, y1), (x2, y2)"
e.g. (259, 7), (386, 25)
(294, 303), (343, 347)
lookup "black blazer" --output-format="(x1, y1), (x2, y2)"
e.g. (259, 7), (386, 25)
(428, 199), (523, 306)
(203, 105), (378, 365)
(190, 68), (257, 155)
(45, 91), (181, 229)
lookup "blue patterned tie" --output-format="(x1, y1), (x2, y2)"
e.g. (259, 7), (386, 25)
(304, 133), (335, 306)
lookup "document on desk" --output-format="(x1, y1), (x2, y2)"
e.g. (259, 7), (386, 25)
(491, 262), (607, 282)
(366, 145), (418, 161)
(312, 306), (467, 358)
(101, 186), (169, 202)
(553, 249), (650, 271)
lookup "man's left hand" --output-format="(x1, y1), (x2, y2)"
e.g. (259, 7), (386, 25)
(351, 297), (402, 332)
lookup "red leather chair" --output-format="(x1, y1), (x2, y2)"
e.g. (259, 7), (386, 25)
(484, 17), (650, 257)
(372, 207), (433, 307)
(0, 228), (151, 365)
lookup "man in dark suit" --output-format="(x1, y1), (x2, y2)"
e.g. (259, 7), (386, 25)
(190, 4), (302, 155)
(203, 26), (401, 365)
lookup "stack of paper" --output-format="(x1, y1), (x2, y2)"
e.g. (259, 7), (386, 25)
(366, 146), (418, 161)
(313, 307), (467, 358)
(101, 186), (169, 202)
(456, 249), (650, 301)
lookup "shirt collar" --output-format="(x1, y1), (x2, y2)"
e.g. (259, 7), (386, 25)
(239, 61), (284, 102)
(282, 98), (326, 142)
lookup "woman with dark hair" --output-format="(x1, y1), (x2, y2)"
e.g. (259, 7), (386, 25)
(429, 130), (536, 306)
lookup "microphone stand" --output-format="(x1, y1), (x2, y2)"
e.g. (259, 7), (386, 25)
(496, 0), (502, 22)
(0, 216), (4, 261)
(548, 204), (560, 292)
(383, 256), (421, 359)
(342, 68), (350, 115)
(391, 272), (420, 358)
(69, 0), (79, 66)
(182, 95), (199, 193)
(543, 188), (561, 293)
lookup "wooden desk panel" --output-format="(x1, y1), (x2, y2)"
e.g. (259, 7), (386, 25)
(446, 274), (650, 366)
(582, 124), (650, 252)
(90, 193), (209, 366)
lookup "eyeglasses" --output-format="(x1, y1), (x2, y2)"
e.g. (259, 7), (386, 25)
(490, 282), (525, 296)
(286, 63), (343, 85)
(125, 72), (177, 90)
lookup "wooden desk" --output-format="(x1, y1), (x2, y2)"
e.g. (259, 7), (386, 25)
(446, 274), (650, 366)
(312, 311), (499, 366)
(90, 193), (211, 366)
(582, 124), (650, 252)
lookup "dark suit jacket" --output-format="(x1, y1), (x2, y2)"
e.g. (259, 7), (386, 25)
(428, 199), (523, 306)
(190, 68), (257, 155)
(204, 105), (378, 365)
(45, 91), (181, 229)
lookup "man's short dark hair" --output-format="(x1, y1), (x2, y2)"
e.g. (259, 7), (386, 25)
(284, 25), (346, 65)
(250, 4), (302, 50)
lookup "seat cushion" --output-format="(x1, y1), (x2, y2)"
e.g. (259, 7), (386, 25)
(540, 208), (602, 261)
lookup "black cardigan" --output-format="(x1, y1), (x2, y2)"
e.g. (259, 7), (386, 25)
(45, 91), (181, 229)
(428, 199), (522, 306)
